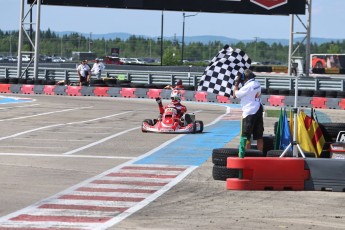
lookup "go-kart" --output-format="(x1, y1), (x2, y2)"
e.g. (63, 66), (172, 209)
(142, 107), (204, 133)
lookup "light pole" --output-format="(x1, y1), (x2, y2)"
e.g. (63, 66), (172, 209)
(181, 12), (198, 64)
(254, 37), (259, 61)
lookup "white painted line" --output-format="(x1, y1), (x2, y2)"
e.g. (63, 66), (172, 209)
(0, 153), (134, 160)
(63, 126), (140, 155)
(0, 103), (40, 110)
(66, 111), (133, 125)
(0, 124), (64, 141)
(0, 106), (93, 122)
(69, 191), (151, 198)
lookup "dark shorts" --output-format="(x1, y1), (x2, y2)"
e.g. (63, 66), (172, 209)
(79, 76), (87, 82)
(241, 105), (264, 140)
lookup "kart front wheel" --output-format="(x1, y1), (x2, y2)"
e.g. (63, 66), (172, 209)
(142, 119), (153, 132)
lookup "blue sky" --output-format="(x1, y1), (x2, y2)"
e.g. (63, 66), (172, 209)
(1, 0), (344, 40)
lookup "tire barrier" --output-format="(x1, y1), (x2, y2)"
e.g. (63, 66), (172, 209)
(212, 148), (264, 181)
(226, 157), (310, 191)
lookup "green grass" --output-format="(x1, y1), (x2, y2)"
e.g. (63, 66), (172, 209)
(265, 109), (281, 118)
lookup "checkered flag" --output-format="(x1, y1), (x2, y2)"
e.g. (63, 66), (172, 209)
(197, 45), (251, 97)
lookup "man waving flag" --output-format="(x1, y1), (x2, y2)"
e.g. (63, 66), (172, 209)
(197, 45), (251, 97)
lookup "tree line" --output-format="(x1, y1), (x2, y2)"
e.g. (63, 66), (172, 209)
(0, 29), (344, 66)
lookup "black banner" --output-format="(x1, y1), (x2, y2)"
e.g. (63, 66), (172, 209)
(28, 0), (305, 15)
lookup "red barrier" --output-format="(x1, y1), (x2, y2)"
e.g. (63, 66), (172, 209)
(44, 85), (56, 95)
(94, 87), (109, 97)
(267, 95), (285, 106)
(226, 157), (309, 191)
(0, 84), (11, 93)
(147, 89), (163, 99)
(195, 91), (208, 102)
(120, 88), (136, 98)
(310, 97), (327, 109)
(66, 86), (82, 96)
(339, 99), (345, 110)
(21, 85), (35, 94)
(217, 95), (230, 103)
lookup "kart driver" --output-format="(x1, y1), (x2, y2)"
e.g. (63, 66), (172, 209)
(155, 90), (191, 124)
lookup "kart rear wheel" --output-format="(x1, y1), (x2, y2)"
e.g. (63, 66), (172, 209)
(196, 120), (204, 133)
(192, 121), (197, 134)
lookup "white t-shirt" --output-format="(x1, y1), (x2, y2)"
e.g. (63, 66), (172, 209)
(234, 78), (262, 118)
(91, 62), (105, 74)
(76, 64), (90, 77)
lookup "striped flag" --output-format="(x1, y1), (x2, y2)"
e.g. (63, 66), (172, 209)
(297, 110), (325, 157)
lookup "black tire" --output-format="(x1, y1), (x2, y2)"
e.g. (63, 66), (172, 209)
(143, 119), (153, 125)
(196, 120), (204, 133)
(212, 165), (239, 181)
(191, 121), (197, 134)
(319, 123), (345, 142)
(212, 148), (264, 166)
(263, 135), (275, 157)
(266, 150), (316, 158)
(142, 119), (153, 132)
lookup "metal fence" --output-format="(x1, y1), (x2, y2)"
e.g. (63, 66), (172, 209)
(0, 65), (345, 92)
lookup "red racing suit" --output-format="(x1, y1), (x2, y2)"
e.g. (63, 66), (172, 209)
(158, 100), (187, 119)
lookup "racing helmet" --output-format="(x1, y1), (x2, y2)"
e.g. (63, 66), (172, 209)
(170, 90), (182, 102)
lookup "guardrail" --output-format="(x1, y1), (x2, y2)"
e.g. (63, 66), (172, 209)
(0, 66), (345, 92)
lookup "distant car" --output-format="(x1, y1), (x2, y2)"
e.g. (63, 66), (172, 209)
(6, 56), (17, 62)
(126, 58), (146, 64)
(102, 56), (124, 65)
(51, 57), (67, 63)
(22, 55), (31, 62)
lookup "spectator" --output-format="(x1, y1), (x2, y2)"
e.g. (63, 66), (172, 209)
(91, 58), (105, 79)
(164, 79), (184, 90)
(76, 60), (91, 86)
(233, 69), (264, 154)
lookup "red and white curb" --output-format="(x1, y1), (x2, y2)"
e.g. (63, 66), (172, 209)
(0, 164), (195, 230)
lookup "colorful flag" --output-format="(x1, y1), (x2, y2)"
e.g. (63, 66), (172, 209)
(274, 108), (292, 151)
(303, 110), (325, 156)
(297, 111), (316, 155)
(289, 108), (294, 137)
(297, 110), (325, 157)
(274, 108), (283, 150)
(280, 109), (292, 150)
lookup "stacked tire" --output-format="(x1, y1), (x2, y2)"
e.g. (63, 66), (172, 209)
(212, 148), (264, 181)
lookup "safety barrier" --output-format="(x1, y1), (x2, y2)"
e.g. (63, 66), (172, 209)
(226, 157), (309, 191)
(225, 157), (345, 192)
(1, 83), (345, 109)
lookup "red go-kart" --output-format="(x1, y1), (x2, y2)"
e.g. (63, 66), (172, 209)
(142, 107), (204, 133)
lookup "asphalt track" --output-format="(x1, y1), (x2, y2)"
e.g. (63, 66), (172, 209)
(0, 94), (344, 230)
